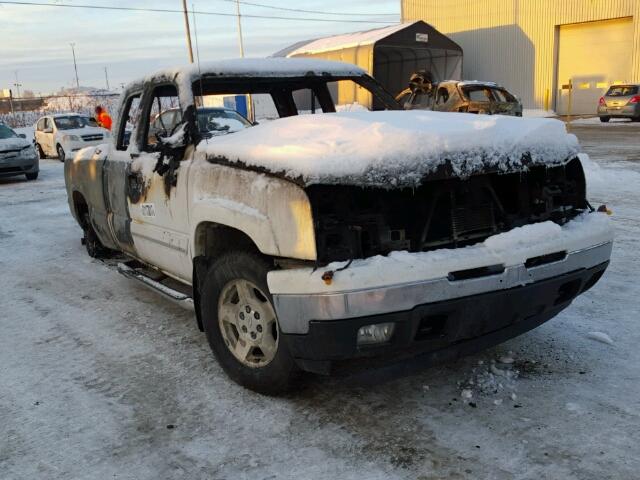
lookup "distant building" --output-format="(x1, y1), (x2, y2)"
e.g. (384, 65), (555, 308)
(402, 0), (640, 114)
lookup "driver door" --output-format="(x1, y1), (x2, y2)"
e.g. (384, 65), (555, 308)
(127, 83), (193, 282)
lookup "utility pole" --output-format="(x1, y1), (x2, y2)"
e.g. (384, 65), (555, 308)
(104, 67), (110, 91)
(13, 71), (22, 98)
(182, 0), (194, 63)
(235, 0), (253, 121)
(70, 43), (80, 89)
(235, 0), (245, 57)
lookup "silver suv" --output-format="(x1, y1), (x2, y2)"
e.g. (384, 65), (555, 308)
(598, 84), (640, 122)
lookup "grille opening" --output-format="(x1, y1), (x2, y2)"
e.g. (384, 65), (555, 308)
(554, 279), (582, 305)
(415, 314), (447, 341)
(307, 158), (588, 265)
(581, 269), (605, 293)
(448, 264), (505, 282)
(525, 251), (567, 268)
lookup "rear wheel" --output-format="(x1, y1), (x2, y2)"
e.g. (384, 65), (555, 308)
(25, 172), (38, 181)
(200, 251), (297, 394)
(632, 116), (640, 122)
(56, 144), (66, 162)
(599, 116), (610, 123)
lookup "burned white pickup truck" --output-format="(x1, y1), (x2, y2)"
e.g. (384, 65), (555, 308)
(65, 58), (613, 394)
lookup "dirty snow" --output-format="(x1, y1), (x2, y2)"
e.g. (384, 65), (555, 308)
(1, 123), (639, 479)
(199, 110), (579, 186)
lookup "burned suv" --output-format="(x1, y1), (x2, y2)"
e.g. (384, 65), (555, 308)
(398, 78), (523, 116)
(64, 58), (612, 394)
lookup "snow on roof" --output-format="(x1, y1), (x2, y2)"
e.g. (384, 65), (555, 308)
(140, 58), (366, 86)
(276, 22), (418, 57)
(196, 110), (579, 187)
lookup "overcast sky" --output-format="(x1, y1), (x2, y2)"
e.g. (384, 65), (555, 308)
(0, 0), (400, 95)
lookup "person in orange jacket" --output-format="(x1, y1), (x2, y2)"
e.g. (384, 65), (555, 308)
(95, 105), (112, 130)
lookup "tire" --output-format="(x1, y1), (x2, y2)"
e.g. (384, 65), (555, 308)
(599, 116), (610, 123)
(25, 172), (38, 181)
(56, 144), (65, 162)
(82, 213), (108, 258)
(35, 143), (46, 159)
(200, 251), (297, 394)
(632, 116), (640, 122)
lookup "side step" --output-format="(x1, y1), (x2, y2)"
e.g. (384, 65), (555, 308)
(117, 262), (194, 311)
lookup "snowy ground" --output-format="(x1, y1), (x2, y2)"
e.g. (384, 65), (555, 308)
(1, 123), (639, 479)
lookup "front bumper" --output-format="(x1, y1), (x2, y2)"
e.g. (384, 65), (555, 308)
(0, 154), (39, 178)
(269, 213), (613, 370)
(282, 260), (609, 367)
(63, 139), (106, 154)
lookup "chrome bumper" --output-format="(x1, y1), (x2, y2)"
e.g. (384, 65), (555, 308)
(272, 241), (612, 334)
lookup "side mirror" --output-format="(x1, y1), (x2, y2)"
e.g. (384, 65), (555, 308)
(18, 133), (26, 139)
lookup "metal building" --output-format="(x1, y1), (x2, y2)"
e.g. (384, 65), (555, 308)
(274, 21), (463, 108)
(402, 0), (640, 114)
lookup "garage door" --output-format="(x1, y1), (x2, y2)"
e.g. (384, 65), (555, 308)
(556, 17), (633, 115)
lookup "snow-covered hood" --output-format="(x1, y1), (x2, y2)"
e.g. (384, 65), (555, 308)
(196, 110), (579, 187)
(58, 126), (106, 138)
(0, 136), (31, 152)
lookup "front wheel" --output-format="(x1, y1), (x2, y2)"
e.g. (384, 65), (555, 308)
(200, 251), (297, 394)
(56, 144), (66, 162)
(25, 172), (38, 181)
(82, 213), (109, 258)
(599, 116), (610, 123)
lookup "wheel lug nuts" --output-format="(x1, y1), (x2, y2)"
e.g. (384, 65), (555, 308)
(245, 306), (251, 313)
(256, 325), (262, 333)
(254, 312), (260, 319)
(250, 332), (257, 339)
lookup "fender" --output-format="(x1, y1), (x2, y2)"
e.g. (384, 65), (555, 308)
(188, 158), (317, 261)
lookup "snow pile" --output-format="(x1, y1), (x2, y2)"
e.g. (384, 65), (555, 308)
(268, 212), (612, 294)
(197, 110), (579, 187)
(522, 109), (556, 118)
(586, 331), (615, 346)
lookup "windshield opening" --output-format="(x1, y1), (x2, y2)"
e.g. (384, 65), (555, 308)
(0, 124), (18, 140)
(54, 116), (89, 130)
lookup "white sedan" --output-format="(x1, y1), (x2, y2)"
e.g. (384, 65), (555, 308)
(34, 114), (110, 162)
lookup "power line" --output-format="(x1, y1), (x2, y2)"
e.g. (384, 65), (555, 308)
(0, 1), (395, 23)
(213, 0), (398, 17)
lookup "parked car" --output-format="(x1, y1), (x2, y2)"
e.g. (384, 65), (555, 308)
(0, 123), (38, 181)
(34, 113), (110, 162)
(64, 58), (612, 394)
(397, 79), (523, 116)
(598, 84), (640, 122)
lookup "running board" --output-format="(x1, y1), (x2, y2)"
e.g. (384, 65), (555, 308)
(117, 262), (194, 311)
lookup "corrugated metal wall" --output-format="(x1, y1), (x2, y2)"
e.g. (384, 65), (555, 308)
(402, 0), (640, 109)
